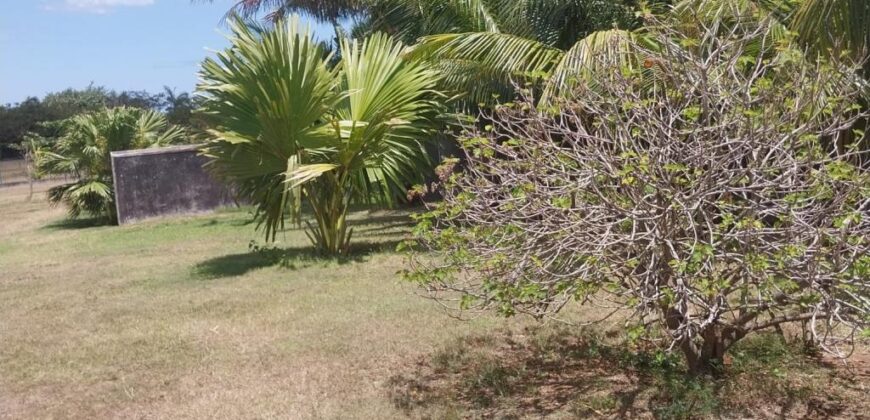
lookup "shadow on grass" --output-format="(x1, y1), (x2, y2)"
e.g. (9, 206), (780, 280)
(41, 217), (109, 231)
(196, 217), (255, 228)
(386, 327), (857, 419)
(348, 212), (416, 227)
(193, 240), (402, 279)
(201, 210), (412, 233)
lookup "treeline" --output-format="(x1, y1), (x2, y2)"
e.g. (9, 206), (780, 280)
(0, 85), (203, 157)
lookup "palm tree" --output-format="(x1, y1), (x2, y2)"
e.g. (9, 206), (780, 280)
(206, 0), (646, 103)
(198, 17), (445, 255)
(214, 0), (365, 23)
(35, 107), (185, 222)
(209, 0), (869, 97)
(376, 0), (644, 104)
(416, 0), (870, 103)
(161, 86), (208, 130)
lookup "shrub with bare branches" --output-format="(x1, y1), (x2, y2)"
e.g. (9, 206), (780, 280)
(405, 14), (870, 374)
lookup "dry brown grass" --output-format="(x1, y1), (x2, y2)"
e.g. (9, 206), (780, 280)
(0, 159), (29, 185)
(1, 182), (867, 419)
(387, 326), (870, 419)
(0, 182), (516, 419)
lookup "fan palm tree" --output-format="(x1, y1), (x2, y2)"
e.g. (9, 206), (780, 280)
(35, 107), (185, 222)
(198, 17), (445, 255)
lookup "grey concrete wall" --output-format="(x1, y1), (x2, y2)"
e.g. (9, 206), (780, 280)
(111, 145), (236, 225)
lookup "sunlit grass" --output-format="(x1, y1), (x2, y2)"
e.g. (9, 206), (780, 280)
(1, 182), (866, 419)
(0, 182), (508, 418)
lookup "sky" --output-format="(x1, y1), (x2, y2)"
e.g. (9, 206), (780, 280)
(0, 0), (334, 105)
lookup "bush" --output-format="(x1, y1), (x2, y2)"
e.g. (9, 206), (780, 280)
(406, 13), (870, 374)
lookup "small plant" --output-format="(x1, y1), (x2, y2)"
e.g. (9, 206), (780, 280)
(463, 360), (518, 407)
(431, 342), (470, 373)
(651, 376), (719, 420)
(572, 393), (619, 417)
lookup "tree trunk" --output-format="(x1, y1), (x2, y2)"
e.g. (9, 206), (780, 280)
(305, 174), (353, 256)
(663, 306), (740, 376)
(682, 337), (725, 376)
(680, 325), (743, 376)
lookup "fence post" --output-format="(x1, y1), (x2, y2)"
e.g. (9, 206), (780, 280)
(25, 151), (34, 201)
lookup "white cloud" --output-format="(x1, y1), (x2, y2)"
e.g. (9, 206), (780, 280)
(43, 0), (156, 14)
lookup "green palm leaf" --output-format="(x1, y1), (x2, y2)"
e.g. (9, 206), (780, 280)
(415, 32), (562, 78)
(790, 0), (870, 64)
(541, 29), (637, 103)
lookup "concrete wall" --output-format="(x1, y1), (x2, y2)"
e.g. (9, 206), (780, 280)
(111, 145), (236, 225)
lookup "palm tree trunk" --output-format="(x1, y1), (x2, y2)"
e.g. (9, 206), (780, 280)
(304, 173), (354, 255)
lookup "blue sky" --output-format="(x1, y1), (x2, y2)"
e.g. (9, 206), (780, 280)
(0, 0), (334, 105)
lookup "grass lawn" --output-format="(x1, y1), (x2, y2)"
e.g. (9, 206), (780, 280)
(0, 160), (28, 185)
(1, 182), (867, 419)
(0, 182), (513, 418)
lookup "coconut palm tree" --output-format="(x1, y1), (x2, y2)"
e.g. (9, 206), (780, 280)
(206, 0), (645, 103)
(416, 0), (870, 103)
(790, 0), (869, 70)
(209, 0), (869, 96)
(215, 0), (366, 23)
(198, 17), (445, 255)
(378, 0), (645, 104)
(35, 107), (185, 222)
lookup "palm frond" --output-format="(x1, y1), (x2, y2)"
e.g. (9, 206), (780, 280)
(215, 0), (366, 23)
(791, 0), (870, 63)
(542, 29), (637, 103)
(412, 31), (564, 88)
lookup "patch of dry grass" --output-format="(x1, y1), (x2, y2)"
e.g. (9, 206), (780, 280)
(0, 159), (28, 185)
(0, 182), (513, 419)
(387, 326), (870, 419)
(1, 182), (867, 419)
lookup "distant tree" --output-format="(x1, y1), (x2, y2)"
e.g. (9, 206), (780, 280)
(0, 98), (47, 157)
(109, 90), (162, 110)
(41, 85), (112, 117)
(159, 86), (208, 130)
(1, 85), (206, 158)
(35, 107), (185, 222)
(1, 85), (116, 157)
